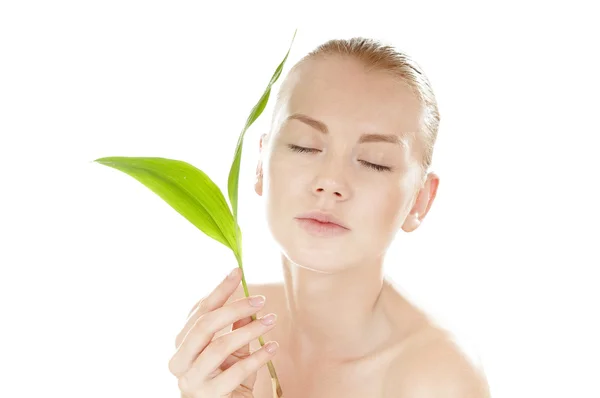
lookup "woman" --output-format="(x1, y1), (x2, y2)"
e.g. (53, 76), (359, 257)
(169, 37), (490, 398)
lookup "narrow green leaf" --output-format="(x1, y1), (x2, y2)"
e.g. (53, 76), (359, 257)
(94, 156), (238, 254)
(227, 29), (298, 228)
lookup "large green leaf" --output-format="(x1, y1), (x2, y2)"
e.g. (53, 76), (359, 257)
(227, 30), (298, 229)
(94, 156), (239, 254)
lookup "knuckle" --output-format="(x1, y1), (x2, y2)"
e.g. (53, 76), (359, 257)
(168, 357), (181, 376)
(177, 373), (192, 394)
(188, 311), (219, 341)
(177, 368), (203, 397)
(210, 336), (228, 352)
(196, 297), (209, 314)
(194, 311), (214, 332)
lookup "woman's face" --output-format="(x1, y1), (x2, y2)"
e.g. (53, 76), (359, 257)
(256, 56), (433, 272)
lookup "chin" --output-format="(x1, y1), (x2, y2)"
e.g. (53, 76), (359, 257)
(267, 221), (362, 274)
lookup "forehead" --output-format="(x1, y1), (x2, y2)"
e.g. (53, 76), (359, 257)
(281, 56), (424, 139)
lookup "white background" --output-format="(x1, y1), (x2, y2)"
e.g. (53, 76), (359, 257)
(1, 1), (599, 397)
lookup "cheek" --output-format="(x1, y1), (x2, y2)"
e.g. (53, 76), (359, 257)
(362, 183), (406, 234)
(267, 154), (300, 191)
(267, 146), (315, 188)
(263, 152), (307, 211)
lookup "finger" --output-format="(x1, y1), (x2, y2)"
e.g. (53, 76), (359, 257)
(230, 314), (254, 357)
(176, 268), (241, 348)
(219, 314), (261, 371)
(168, 295), (266, 377)
(191, 312), (277, 381)
(210, 340), (279, 395)
(191, 267), (241, 318)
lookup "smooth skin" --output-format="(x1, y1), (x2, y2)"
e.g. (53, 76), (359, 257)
(170, 54), (490, 397)
(169, 268), (276, 398)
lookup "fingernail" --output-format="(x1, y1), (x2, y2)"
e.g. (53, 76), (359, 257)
(265, 341), (279, 353)
(249, 295), (265, 307)
(260, 313), (277, 325)
(228, 268), (239, 279)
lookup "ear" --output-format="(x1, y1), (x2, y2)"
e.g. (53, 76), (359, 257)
(254, 133), (267, 196)
(401, 172), (440, 233)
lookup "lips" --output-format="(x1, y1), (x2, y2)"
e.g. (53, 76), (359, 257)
(295, 211), (350, 230)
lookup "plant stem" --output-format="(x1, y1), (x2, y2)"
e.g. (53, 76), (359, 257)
(235, 254), (284, 398)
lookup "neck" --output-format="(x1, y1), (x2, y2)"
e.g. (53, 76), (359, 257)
(280, 253), (390, 363)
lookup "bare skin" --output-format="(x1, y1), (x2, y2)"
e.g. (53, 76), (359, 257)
(233, 280), (431, 398)
(171, 55), (490, 397)
(178, 278), (488, 398)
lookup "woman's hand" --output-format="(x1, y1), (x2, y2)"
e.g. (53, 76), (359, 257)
(169, 268), (279, 398)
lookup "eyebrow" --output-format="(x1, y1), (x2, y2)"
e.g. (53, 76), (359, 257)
(284, 113), (408, 147)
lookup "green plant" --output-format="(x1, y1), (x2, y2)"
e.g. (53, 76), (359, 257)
(93, 30), (297, 398)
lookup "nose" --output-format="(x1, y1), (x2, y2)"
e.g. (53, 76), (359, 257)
(311, 163), (351, 201)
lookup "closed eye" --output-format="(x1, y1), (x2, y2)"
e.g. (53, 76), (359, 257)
(359, 161), (391, 172)
(287, 144), (392, 172)
(288, 144), (320, 154)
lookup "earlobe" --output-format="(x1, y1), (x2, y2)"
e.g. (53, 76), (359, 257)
(254, 162), (263, 196)
(254, 175), (263, 196)
(400, 172), (440, 233)
(401, 212), (421, 233)
(259, 133), (268, 151)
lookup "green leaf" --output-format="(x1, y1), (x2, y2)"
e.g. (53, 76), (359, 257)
(227, 29), (298, 228)
(94, 156), (239, 255)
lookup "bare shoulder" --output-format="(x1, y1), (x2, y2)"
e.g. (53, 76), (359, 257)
(382, 327), (491, 398)
(379, 281), (490, 397)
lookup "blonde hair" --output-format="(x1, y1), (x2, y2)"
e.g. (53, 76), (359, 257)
(271, 36), (441, 185)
